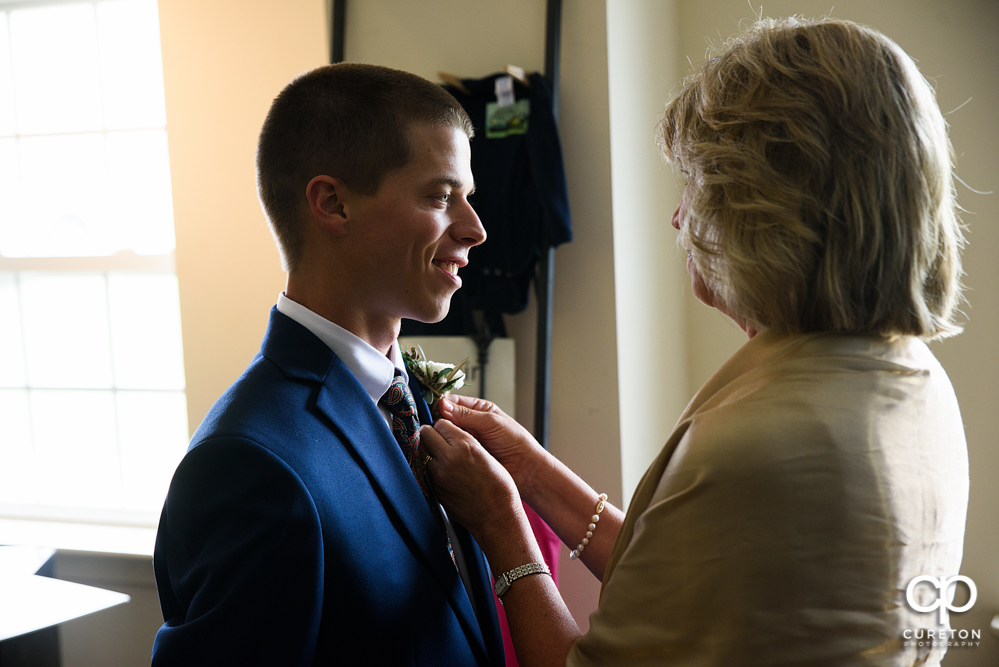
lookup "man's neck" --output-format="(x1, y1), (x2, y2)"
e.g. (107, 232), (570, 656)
(285, 278), (398, 356)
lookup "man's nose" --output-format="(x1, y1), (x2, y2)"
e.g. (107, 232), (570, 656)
(457, 202), (487, 247)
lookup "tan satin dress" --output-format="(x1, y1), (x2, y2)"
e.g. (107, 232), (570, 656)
(569, 332), (969, 666)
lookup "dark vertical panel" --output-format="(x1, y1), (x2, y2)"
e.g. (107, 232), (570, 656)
(534, 0), (562, 450)
(330, 0), (346, 64)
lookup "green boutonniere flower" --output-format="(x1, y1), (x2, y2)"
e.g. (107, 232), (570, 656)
(402, 346), (468, 420)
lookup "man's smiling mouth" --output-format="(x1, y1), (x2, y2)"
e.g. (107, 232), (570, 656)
(433, 261), (459, 276)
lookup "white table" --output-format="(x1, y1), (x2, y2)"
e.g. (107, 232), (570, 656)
(0, 546), (130, 642)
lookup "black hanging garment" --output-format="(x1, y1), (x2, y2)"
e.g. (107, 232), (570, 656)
(401, 72), (572, 338)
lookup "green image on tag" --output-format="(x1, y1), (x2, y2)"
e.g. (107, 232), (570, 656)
(485, 99), (530, 138)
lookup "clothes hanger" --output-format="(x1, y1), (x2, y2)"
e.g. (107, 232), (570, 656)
(438, 65), (531, 95)
(504, 64), (530, 87)
(437, 71), (471, 95)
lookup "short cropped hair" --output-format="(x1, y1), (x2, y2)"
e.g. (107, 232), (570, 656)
(658, 17), (964, 340)
(256, 63), (474, 271)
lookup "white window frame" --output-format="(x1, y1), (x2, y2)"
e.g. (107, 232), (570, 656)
(0, 0), (184, 555)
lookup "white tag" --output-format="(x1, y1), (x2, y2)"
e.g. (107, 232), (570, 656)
(494, 75), (515, 107)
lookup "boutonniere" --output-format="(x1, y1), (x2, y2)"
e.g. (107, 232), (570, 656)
(402, 346), (469, 420)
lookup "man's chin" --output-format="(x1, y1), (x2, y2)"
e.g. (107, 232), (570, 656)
(410, 302), (451, 325)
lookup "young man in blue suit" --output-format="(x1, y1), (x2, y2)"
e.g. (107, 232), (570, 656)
(151, 64), (502, 666)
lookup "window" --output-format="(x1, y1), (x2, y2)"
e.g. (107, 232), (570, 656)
(0, 0), (187, 533)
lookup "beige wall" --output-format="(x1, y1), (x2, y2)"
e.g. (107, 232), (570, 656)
(161, 0), (327, 432)
(88, 0), (994, 664)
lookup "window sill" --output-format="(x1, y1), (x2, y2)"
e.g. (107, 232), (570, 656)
(0, 518), (156, 557)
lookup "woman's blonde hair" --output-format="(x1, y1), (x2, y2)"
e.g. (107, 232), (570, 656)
(658, 16), (964, 339)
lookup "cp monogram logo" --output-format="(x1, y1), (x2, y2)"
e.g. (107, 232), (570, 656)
(906, 575), (977, 624)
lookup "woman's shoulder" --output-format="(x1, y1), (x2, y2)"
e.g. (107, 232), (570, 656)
(692, 333), (958, 428)
(664, 332), (965, 514)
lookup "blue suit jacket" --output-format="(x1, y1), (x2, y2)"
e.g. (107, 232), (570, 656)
(152, 308), (505, 666)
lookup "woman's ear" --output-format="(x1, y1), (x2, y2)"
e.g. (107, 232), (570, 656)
(305, 175), (350, 237)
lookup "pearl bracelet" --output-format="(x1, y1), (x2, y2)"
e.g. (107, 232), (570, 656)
(569, 493), (608, 560)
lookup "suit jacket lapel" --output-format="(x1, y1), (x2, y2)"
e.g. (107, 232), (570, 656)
(452, 523), (505, 666)
(406, 371), (498, 665)
(261, 310), (491, 664)
(409, 372), (434, 426)
(312, 368), (452, 576)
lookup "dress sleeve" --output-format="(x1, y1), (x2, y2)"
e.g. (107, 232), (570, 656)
(567, 408), (887, 666)
(152, 438), (324, 666)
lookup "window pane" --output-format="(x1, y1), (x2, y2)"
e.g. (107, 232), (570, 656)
(5, 130), (176, 257)
(117, 390), (188, 511)
(106, 130), (176, 254)
(31, 389), (121, 508)
(20, 272), (114, 389)
(16, 133), (112, 257)
(0, 0), (186, 525)
(0, 389), (35, 505)
(108, 273), (185, 389)
(0, 13), (16, 137)
(0, 273), (26, 387)
(10, 3), (103, 135)
(97, 0), (167, 130)
(0, 138), (20, 255)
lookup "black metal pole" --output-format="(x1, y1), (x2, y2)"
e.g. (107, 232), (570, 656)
(534, 245), (557, 449)
(330, 0), (346, 64)
(544, 0), (562, 116)
(534, 0), (562, 450)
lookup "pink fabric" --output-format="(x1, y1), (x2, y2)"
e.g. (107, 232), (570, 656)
(492, 503), (561, 667)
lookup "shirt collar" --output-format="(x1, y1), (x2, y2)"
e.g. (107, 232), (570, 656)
(276, 293), (407, 404)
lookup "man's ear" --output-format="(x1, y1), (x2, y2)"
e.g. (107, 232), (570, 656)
(306, 175), (351, 237)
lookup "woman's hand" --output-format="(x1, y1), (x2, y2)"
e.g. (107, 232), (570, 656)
(418, 420), (522, 542)
(434, 395), (624, 584)
(436, 395), (546, 491)
(421, 420), (583, 667)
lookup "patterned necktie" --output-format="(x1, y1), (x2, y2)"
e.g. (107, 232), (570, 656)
(380, 372), (454, 563)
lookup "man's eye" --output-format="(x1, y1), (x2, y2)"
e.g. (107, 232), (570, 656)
(437, 193), (451, 203)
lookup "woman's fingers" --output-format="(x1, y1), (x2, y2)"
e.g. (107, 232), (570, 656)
(443, 393), (503, 415)
(437, 397), (501, 437)
(439, 397), (542, 480)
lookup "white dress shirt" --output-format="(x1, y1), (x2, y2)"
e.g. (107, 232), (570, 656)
(277, 292), (405, 429)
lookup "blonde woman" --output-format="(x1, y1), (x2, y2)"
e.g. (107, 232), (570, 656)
(421, 16), (968, 667)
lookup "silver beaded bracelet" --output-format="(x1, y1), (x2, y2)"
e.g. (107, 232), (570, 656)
(569, 493), (608, 560)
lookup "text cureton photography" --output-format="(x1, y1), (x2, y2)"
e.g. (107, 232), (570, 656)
(902, 628), (981, 649)
(903, 574), (981, 649)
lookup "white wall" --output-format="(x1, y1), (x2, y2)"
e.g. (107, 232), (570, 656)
(55, 553), (161, 667)
(606, 0), (689, 507)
